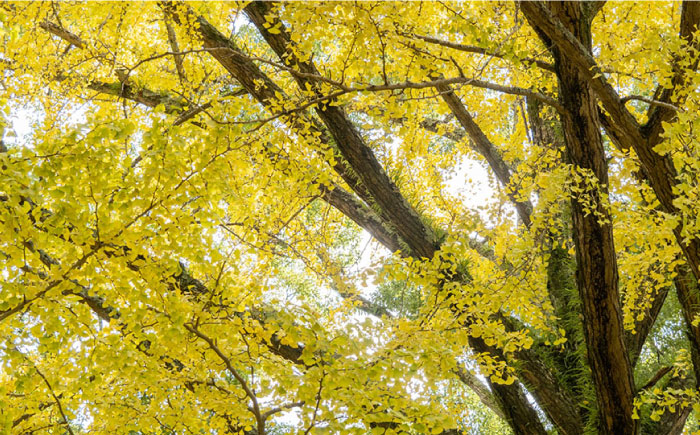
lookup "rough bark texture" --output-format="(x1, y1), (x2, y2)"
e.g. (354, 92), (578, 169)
(167, 5), (397, 248)
(526, 102), (590, 415)
(512, 342), (584, 435)
(72, 3), (698, 433)
(23, 3), (700, 433)
(522, 2), (637, 433)
(242, 4), (549, 433)
(627, 285), (670, 368)
(468, 336), (548, 435)
(519, 0), (700, 287)
(244, 1), (438, 259)
(522, 4), (700, 421)
(320, 184), (403, 254)
(674, 267), (700, 384)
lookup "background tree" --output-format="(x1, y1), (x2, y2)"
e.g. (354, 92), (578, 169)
(1, 1), (700, 434)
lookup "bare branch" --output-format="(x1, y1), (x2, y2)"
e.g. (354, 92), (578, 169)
(163, 14), (187, 84)
(18, 352), (76, 435)
(643, 0), (700, 141)
(454, 365), (505, 419)
(39, 20), (85, 48)
(621, 95), (680, 112)
(437, 84), (533, 227)
(233, 50), (564, 112)
(405, 32), (555, 72)
(638, 366), (673, 393)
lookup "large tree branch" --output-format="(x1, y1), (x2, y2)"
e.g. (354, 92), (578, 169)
(245, 2), (541, 430)
(163, 14), (187, 84)
(161, 6), (417, 260)
(36, 6), (586, 434)
(584, 1), (607, 21)
(589, 119), (678, 368)
(523, 0), (700, 420)
(240, 3), (587, 434)
(39, 20), (85, 48)
(436, 84), (533, 227)
(39, 19), (410, 261)
(513, 347), (584, 434)
(519, 1), (643, 152)
(236, 51), (563, 111)
(40, 21), (217, 127)
(320, 184), (403, 255)
(520, 1), (700, 288)
(35, 21), (416, 316)
(642, 1), (700, 144)
(674, 267), (700, 384)
(239, 2), (438, 259)
(465, 336), (547, 435)
(453, 365), (505, 420)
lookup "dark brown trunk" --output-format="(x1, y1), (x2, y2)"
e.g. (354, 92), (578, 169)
(523, 2), (637, 433)
(242, 5), (550, 433)
(674, 266), (700, 384)
(512, 342), (584, 434)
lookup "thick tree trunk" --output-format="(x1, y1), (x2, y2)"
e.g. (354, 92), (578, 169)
(523, 2), (637, 433)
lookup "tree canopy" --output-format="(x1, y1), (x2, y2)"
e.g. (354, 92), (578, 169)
(2, 1), (700, 434)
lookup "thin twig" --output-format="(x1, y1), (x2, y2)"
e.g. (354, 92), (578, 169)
(404, 31), (555, 72)
(18, 351), (76, 435)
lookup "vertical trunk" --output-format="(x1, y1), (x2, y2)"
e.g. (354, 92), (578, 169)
(524, 2), (637, 433)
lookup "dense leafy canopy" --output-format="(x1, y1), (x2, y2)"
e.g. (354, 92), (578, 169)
(1, 1), (700, 434)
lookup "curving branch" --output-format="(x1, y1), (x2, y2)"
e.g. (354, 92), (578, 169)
(17, 350), (76, 435)
(234, 51), (563, 112)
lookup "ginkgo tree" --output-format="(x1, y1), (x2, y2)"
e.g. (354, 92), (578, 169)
(1, 1), (700, 434)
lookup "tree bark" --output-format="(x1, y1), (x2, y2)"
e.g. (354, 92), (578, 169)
(243, 1), (438, 259)
(522, 2), (637, 433)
